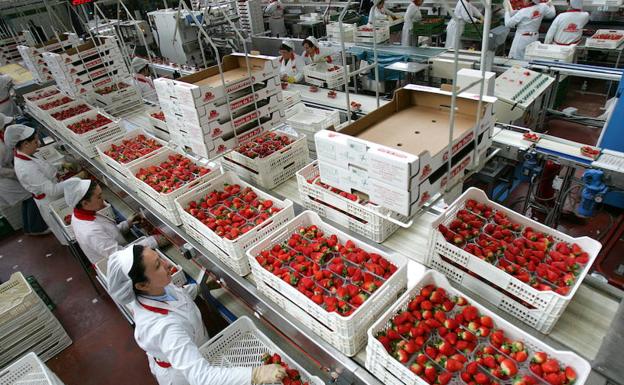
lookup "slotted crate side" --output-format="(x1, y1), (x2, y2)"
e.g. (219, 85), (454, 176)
(0, 352), (65, 385)
(0, 273), (45, 329)
(58, 110), (125, 158)
(48, 199), (74, 242)
(0, 322), (71, 368)
(247, 211), (407, 356)
(365, 270), (591, 385)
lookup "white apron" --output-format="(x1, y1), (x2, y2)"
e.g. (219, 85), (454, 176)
(401, 3), (422, 46)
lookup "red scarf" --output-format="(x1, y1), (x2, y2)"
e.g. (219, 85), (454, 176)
(14, 150), (32, 161)
(73, 207), (96, 221)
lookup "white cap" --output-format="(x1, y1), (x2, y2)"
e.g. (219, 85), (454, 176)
(131, 57), (149, 73)
(107, 245), (137, 305)
(0, 74), (13, 89)
(281, 40), (295, 51)
(0, 113), (13, 131)
(4, 124), (35, 149)
(303, 36), (319, 48)
(570, 0), (583, 9)
(531, 0), (541, 4)
(373, 0), (383, 6)
(63, 178), (92, 208)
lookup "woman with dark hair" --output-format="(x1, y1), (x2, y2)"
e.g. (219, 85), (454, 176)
(107, 245), (286, 385)
(63, 178), (167, 265)
(278, 40), (305, 83)
(302, 36), (333, 65)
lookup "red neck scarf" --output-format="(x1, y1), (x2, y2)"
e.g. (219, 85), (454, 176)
(73, 207), (96, 221)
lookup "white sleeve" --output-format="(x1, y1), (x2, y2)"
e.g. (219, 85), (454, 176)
(117, 220), (131, 233)
(18, 166), (67, 197)
(182, 283), (199, 298)
(544, 15), (559, 43)
(293, 55), (306, 82)
(505, 8), (525, 28)
(405, 4), (420, 23)
(470, 3), (483, 19)
(264, 2), (276, 15)
(542, 3), (556, 19)
(83, 227), (124, 260)
(0, 166), (15, 178)
(157, 320), (253, 385)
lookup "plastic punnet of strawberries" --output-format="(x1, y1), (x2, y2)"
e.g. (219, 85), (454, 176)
(104, 134), (163, 164)
(255, 225), (397, 316)
(436, 198), (590, 294)
(150, 111), (166, 121)
(51, 104), (91, 121)
(135, 154), (211, 194)
(261, 353), (310, 385)
(39, 96), (72, 110)
(95, 82), (130, 95)
(307, 176), (358, 202)
(235, 131), (292, 159)
(67, 114), (113, 134)
(27, 89), (59, 101)
(184, 183), (280, 240)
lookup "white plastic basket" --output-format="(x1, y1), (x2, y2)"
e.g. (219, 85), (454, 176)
(34, 144), (64, 165)
(524, 42), (576, 63)
(128, 148), (222, 226)
(426, 187), (602, 333)
(57, 110), (125, 158)
(297, 161), (402, 243)
(0, 322), (71, 368)
(366, 270), (591, 385)
(247, 210), (407, 356)
(0, 352), (65, 385)
(327, 23), (356, 43)
(49, 198), (75, 242)
(146, 108), (169, 138)
(286, 104), (340, 153)
(96, 129), (168, 186)
(199, 316), (323, 385)
(175, 171), (295, 276)
(304, 63), (345, 89)
(585, 29), (624, 49)
(354, 25), (390, 43)
(0, 273), (46, 329)
(221, 128), (309, 189)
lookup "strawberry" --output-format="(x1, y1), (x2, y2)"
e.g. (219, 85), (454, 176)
(542, 359), (560, 374)
(564, 367), (576, 384)
(501, 359), (518, 377)
(532, 352), (548, 364)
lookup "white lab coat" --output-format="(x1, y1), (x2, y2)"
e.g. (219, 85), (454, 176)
(71, 208), (158, 265)
(265, 0), (286, 37)
(445, 0), (483, 49)
(279, 53), (305, 82)
(13, 150), (70, 245)
(544, 10), (589, 45)
(0, 75), (18, 117)
(303, 47), (334, 65)
(0, 138), (30, 207)
(505, 2), (556, 59)
(402, 2), (423, 46)
(132, 284), (253, 385)
(369, 5), (398, 24)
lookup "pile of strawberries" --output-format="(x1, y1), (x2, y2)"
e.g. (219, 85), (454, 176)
(150, 111), (166, 121)
(63, 214), (71, 225)
(51, 104), (91, 121)
(234, 131), (293, 159)
(104, 134), (163, 164)
(261, 353), (310, 385)
(593, 33), (623, 40)
(375, 284), (577, 385)
(27, 89), (59, 101)
(256, 225), (397, 316)
(184, 183), (280, 240)
(437, 199), (590, 295)
(306, 175), (358, 202)
(67, 114), (113, 134)
(136, 154), (211, 193)
(39, 96), (72, 110)
(95, 82), (129, 95)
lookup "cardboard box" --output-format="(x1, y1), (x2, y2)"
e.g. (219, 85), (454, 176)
(315, 85), (496, 191)
(172, 53), (279, 107)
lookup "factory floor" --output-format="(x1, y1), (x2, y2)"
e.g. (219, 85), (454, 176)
(0, 230), (158, 385)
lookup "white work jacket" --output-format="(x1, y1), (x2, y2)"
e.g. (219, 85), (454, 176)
(0, 75), (17, 116)
(368, 5), (398, 23)
(0, 138), (29, 207)
(132, 284), (253, 385)
(279, 53), (305, 83)
(265, 0), (286, 37)
(505, 3), (556, 59)
(402, 2), (423, 46)
(303, 47), (333, 65)
(544, 9), (589, 45)
(71, 207), (158, 265)
(445, 0), (483, 49)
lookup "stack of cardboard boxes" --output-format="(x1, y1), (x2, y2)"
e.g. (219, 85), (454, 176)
(0, 34), (26, 66)
(17, 34), (79, 84)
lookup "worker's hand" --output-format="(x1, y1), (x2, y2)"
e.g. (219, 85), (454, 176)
(126, 213), (140, 227)
(205, 274), (222, 291)
(477, 16), (484, 24)
(252, 364), (287, 384)
(287, 76), (296, 83)
(61, 162), (78, 172)
(155, 234), (170, 248)
(75, 170), (89, 179)
(280, 74), (288, 81)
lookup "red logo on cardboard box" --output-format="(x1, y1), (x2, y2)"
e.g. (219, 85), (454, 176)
(211, 127), (223, 138)
(217, 144), (227, 153)
(420, 164), (432, 181)
(378, 147), (407, 159)
(204, 92), (215, 102)
(209, 110), (219, 119)
(231, 94), (256, 110)
(419, 191), (431, 205)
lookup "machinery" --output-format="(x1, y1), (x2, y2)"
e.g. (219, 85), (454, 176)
(148, 9), (205, 66)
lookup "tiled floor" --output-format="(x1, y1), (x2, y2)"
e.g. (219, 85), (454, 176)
(0, 231), (157, 385)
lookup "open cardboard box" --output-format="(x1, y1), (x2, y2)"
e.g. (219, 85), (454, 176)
(172, 53), (280, 107)
(315, 85), (496, 191)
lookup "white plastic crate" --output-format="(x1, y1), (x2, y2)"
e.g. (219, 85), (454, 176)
(199, 316), (323, 385)
(34, 144), (64, 165)
(354, 25), (390, 43)
(47, 101), (93, 131)
(175, 171), (295, 276)
(247, 211), (407, 356)
(0, 352), (65, 385)
(0, 273), (45, 329)
(146, 108), (169, 140)
(221, 128), (309, 189)
(585, 29), (624, 49)
(49, 199), (74, 242)
(297, 161), (403, 243)
(304, 63), (345, 89)
(525, 42), (576, 62)
(282, 89), (301, 110)
(57, 110), (124, 158)
(128, 148), (222, 226)
(426, 187), (602, 333)
(0, 322), (71, 368)
(95, 130), (167, 186)
(365, 270), (591, 385)
(327, 23), (356, 43)
(286, 104), (340, 152)
(0, 204), (23, 231)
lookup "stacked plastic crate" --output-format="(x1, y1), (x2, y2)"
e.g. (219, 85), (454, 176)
(0, 34), (25, 66)
(0, 273), (71, 368)
(17, 35), (78, 84)
(0, 352), (66, 385)
(236, 0), (265, 35)
(154, 53), (286, 159)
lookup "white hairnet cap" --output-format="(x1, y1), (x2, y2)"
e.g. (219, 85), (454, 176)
(0, 113), (13, 131)
(4, 124), (35, 149)
(63, 178), (92, 208)
(281, 40), (295, 51)
(570, 0), (583, 9)
(373, 0), (383, 6)
(532, 0), (541, 4)
(304, 36), (319, 48)
(107, 245), (137, 305)
(0, 74), (13, 88)
(131, 57), (149, 73)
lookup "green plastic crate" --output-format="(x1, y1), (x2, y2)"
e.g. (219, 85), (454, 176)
(412, 16), (445, 36)
(0, 217), (14, 237)
(26, 275), (56, 311)
(462, 19), (502, 39)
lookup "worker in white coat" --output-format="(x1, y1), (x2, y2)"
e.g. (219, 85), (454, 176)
(544, 0), (589, 45)
(302, 36), (333, 65)
(445, 0), (483, 49)
(402, 0), (424, 46)
(131, 57), (157, 103)
(504, 0), (556, 59)
(63, 178), (167, 266)
(107, 244), (287, 385)
(369, 0), (398, 24)
(5, 124), (79, 245)
(278, 40), (305, 83)
(264, 0), (287, 37)
(0, 74), (18, 117)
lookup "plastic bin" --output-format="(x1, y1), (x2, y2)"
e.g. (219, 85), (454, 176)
(0, 352), (65, 385)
